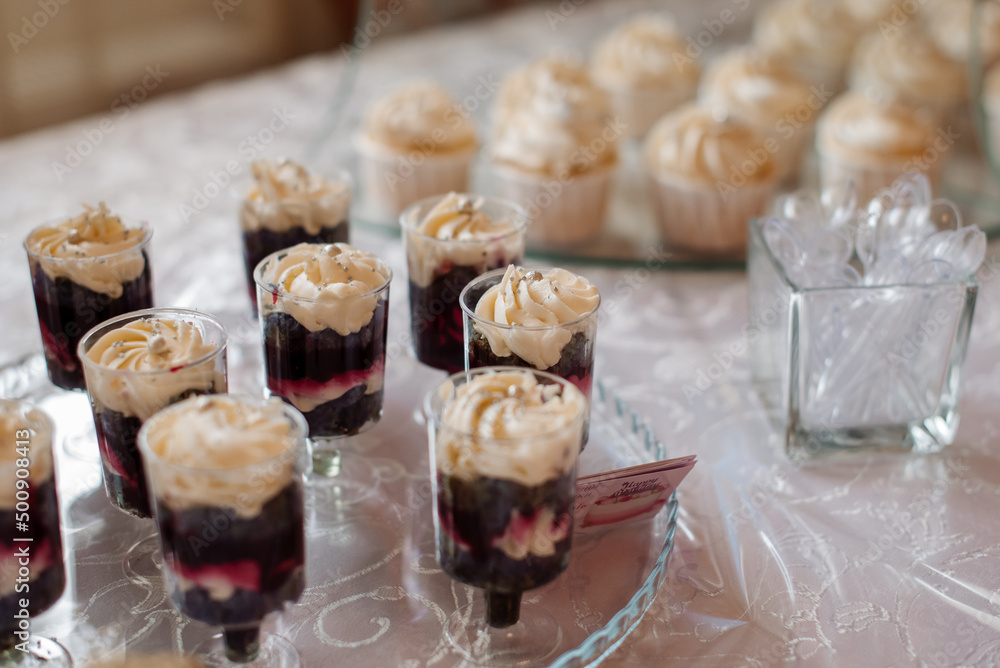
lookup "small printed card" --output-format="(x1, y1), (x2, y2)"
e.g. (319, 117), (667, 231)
(574, 455), (696, 533)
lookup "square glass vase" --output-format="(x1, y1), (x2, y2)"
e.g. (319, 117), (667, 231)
(747, 218), (978, 461)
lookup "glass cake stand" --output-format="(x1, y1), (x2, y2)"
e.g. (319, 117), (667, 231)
(0, 348), (679, 667)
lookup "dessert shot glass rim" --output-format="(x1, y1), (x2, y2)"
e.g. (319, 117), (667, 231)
(136, 392), (309, 479)
(77, 307), (230, 379)
(232, 164), (354, 206)
(23, 218), (153, 264)
(423, 365), (587, 444)
(459, 265), (602, 331)
(749, 217), (979, 294)
(253, 244), (394, 305)
(398, 193), (530, 243)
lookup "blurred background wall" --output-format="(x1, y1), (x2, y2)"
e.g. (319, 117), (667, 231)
(0, 0), (537, 139)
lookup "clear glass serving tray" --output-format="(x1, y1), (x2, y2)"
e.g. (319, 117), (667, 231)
(1, 350), (679, 667)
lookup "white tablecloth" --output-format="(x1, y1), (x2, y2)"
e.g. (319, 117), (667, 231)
(3, 1), (1000, 665)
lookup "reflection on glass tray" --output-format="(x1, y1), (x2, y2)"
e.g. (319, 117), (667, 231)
(352, 139), (1000, 271)
(0, 351), (679, 667)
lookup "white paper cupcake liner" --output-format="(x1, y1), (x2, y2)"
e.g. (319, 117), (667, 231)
(817, 146), (946, 206)
(356, 135), (475, 218)
(491, 163), (614, 246)
(646, 173), (776, 255)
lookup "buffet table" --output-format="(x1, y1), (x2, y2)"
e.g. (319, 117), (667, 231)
(3, 0), (1000, 665)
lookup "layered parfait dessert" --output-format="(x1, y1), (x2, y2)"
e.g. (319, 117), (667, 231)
(460, 265), (600, 402)
(401, 193), (527, 373)
(0, 401), (65, 654)
(24, 203), (154, 390)
(255, 243), (392, 437)
(79, 310), (228, 517)
(240, 159), (351, 309)
(426, 368), (586, 628)
(137, 395), (307, 663)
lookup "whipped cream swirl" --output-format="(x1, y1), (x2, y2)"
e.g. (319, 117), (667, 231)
(140, 396), (301, 517)
(258, 243), (392, 335)
(752, 0), (856, 84)
(490, 54), (618, 176)
(645, 103), (777, 184)
(240, 159), (350, 235)
(404, 193), (525, 288)
(83, 315), (226, 421)
(473, 265), (600, 369)
(434, 369), (585, 486)
(363, 81), (476, 153)
(24, 203), (149, 297)
(0, 400), (54, 509)
(592, 14), (700, 90)
(818, 92), (937, 165)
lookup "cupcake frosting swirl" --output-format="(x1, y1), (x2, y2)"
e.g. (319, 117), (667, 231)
(141, 396), (299, 517)
(849, 30), (966, 110)
(752, 0), (856, 78)
(435, 369), (584, 486)
(259, 243), (391, 335)
(699, 48), (813, 127)
(645, 103), (777, 184)
(24, 203), (149, 297)
(491, 54), (618, 176)
(240, 159), (350, 235)
(83, 316), (225, 421)
(818, 92), (937, 164)
(592, 14), (701, 89)
(474, 265), (599, 369)
(0, 401), (54, 509)
(363, 81), (476, 152)
(404, 193), (524, 288)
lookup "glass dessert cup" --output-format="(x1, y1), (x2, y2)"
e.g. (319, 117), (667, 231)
(459, 267), (600, 446)
(239, 167), (352, 312)
(399, 195), (528, 374)
(423, 367), (586, 666)
(0, 400), (70, 667)
(254, 249), (391, 508)
(137, 395), (308, 667)
(24, 220), (154, 392)
(78, 308), (229, 583)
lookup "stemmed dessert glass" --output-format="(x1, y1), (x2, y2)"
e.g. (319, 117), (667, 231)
(459, 266), (601, 446)
(137, 395), (308, 667)
(24, 215), (154, 393)
(424, 367), (586, 666)
(0, 400), (69, 667)
(78, 308), (228, 584)
(253, 246), (391, 516)
(399, 194), (527, 374)
(238, 162), (352, 311)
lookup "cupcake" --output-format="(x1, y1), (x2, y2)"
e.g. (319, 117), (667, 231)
(644, 104), (779, 256)
(239, 159), (351, 308)
(488, 53), (620, 246)
(816, 92), (946, 204)
(923, 0), (1000, 68)
(699, 47), (821, 179)
(356, 81), (477, 217)
(848, 28), (966, 122)
(752, 0), (857, 92)
(591, 14), (700, 139)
